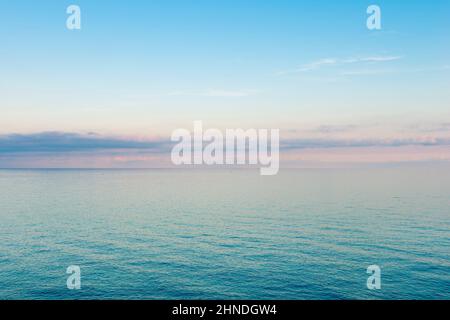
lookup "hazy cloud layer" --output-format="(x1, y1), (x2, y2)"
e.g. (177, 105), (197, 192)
(1, 131), (449, 168)
(1, 131), (450, 155)
(0, 132), (172, 154)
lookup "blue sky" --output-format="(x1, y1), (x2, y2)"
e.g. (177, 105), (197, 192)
(0, 0), (449, 167)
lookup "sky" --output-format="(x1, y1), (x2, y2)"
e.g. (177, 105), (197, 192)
(0, 0), (449, 168)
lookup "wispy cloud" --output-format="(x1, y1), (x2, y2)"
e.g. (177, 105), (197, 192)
(342, 65), (450, 77)
(340, 69), (395, 76)
(281, 137), (450, 150)
(347, 56), (402, 63)
(278, 55), (403, 75)
(168, 89), (258, 97)
(288, 124), (360, 134)
(291, 58), (338, 73)
(408, 122), (450, 133)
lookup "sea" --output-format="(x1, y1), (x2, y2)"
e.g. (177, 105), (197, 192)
(0, 165), (449, 299)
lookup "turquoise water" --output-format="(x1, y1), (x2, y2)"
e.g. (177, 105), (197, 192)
(0, 166), (449, 300)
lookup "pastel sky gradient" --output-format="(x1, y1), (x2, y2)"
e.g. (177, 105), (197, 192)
(0, 0), (449, 167)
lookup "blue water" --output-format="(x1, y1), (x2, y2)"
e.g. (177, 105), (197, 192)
(0, 166), (449, 300)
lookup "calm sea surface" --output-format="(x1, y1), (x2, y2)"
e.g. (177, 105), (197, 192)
(0, 166), (449, 299)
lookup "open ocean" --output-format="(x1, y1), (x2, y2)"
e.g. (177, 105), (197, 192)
(0, 166), (449, 300)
